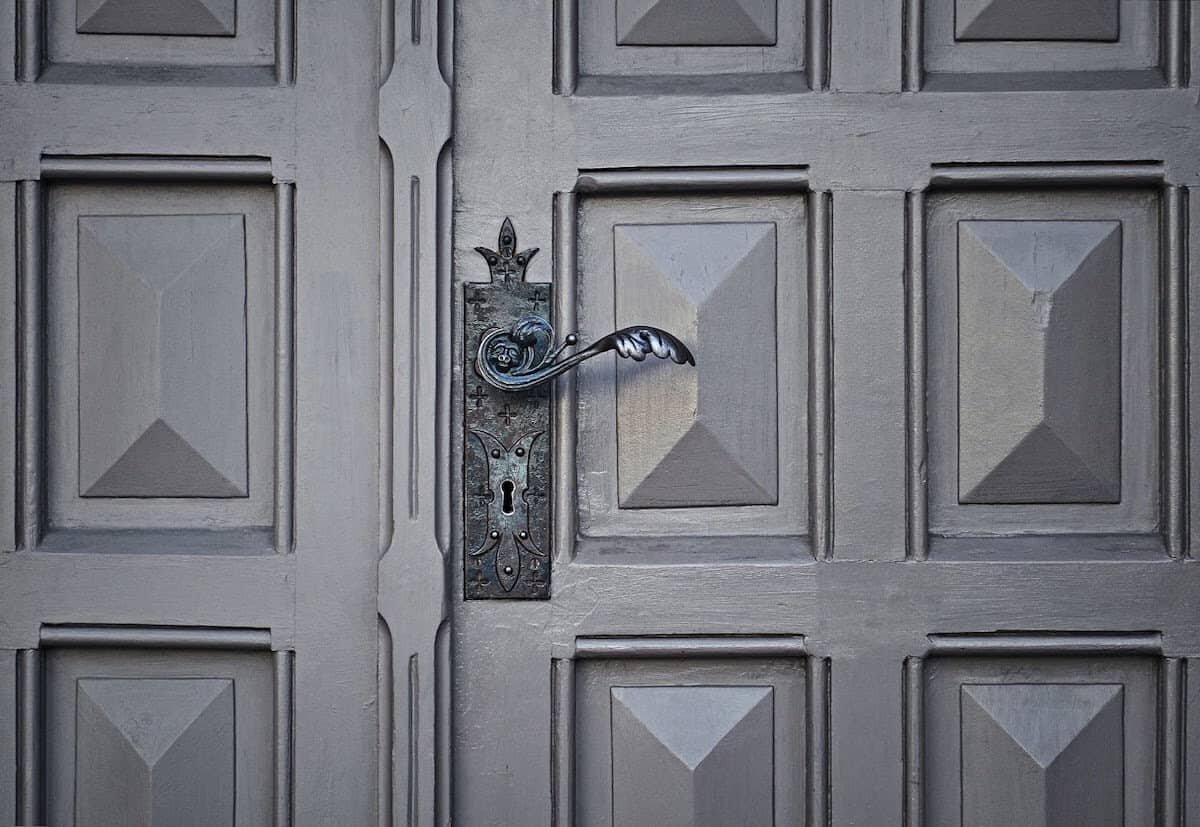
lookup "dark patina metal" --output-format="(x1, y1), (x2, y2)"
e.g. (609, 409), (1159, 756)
(464, 218), (695, 600)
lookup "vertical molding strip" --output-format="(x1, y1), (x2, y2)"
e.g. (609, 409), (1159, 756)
(553, 192), (579, 562)
(275, 0), (295, 85)
(380, 141), (396, 554)
(274, 650), (294, 827)
(1161, 657), (1184, 826)
(551, 658), (575, 827)
(377, 620), (394, 827)
(275, 183), (296, 554)
(1165, 0), (1187, 88)
(807, 656), (830, 826)
(905, 190), (928, 561)
(807, 0), (828, 91)
(16, 0), (40, 82)
(408, 176), (422, 520)
(1165, 185), (1187, 559)
(16, 649), (41, 826)
(902, 657), (924, 827)
(17, 181), (42, 552)
(553, 0), (578, 95)
(809, 191), (832, 560)
(407, 654), (420, 827)
(902, 0), (923, 92)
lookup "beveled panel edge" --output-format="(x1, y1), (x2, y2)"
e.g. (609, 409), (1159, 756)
(1160, 657), (1185, 826)
(274, 183), (296, 554)
(807, 655), (831, 827)
(16, 181), (43, 552)
(550, 657), (575, 827)
(809, 191), (832, 560)
(575, 166), (810, 195)
(903, 190), (927, 560)
(1164, 185), (1188, 559)
(901, 657), (924, 827)
(574, 635), (808, 659)
(274, 649), (294, 827)
(15, 649), (41, 825)
(552, 0), (579, 95)
(928, 161), (1168, 188)
(275, 0), (296, 85)
(39, 624), (274, 650)
(925, 631), (1163, 656)
(40, 154), (276, 181)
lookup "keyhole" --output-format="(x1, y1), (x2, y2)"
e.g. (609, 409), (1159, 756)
(501, 480), (516, 515)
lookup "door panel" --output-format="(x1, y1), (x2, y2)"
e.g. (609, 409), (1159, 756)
(1, 2), (380, 824)
(446, 1), (1198, 826)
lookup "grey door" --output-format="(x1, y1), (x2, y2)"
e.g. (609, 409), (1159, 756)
(1, 2), (380, 824)
(425, 1), (1200, 825)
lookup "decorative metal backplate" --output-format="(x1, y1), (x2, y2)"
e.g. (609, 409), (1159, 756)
(464, 219), (551, 599)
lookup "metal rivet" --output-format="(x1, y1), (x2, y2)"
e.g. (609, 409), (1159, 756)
(519, 530), (528, 539)
(490, 530), (500, 539)
(491, 448), (501, 458)
(503, 566), (513, 575)
(515, 447), (525, 456)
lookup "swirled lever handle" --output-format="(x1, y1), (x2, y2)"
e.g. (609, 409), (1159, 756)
(474, 315), (694, 392)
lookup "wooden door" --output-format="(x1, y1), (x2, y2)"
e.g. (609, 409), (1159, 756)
(1, 2), (380, 824)
(431, 0), (1200, 825)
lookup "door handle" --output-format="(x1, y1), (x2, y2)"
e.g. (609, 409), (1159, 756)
(474, 316), (694, 392)
(472, 222), (694, 393)
(463, 218), (694, 600)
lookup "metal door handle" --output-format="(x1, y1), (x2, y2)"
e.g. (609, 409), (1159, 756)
(463, 218), (695, 599)
(474, 315), (694, 392)
(472, 220), (694, 393)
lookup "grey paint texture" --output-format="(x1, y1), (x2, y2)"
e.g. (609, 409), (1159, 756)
(0, 0), (1198, 824)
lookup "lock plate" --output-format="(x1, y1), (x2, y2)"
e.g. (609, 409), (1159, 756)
(463, 223), (551, 599)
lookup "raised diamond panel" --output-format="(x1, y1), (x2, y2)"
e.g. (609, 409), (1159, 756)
(960, 683), (1124, 827)
(611, 685), (774, 827)
(75, 678), (235, 825)
(77, 214), (248, 499)
(614, 222), (778, 508)
(955, 0), (1119, 42)
(77, 0), (237, 36)
(957, 220), (1121, 504)
(616, 0), (777, 46)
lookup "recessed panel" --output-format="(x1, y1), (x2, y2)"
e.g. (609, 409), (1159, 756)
(78, 214), (248, 499)
(615, 222), (777, 508)
(42, 0), (277, 84)
(955, 0), (1119, 42)
(923, 0), (1160, 91)
(957, 220), (1121, 504)
(76, 678), (235, 825)
(46, 646), (277, 826)
(960, 683), (1123, 827)
(46, 183), (276, 538)
(576, 193), (806, 551)
(77, 0), (237, 36)
(616, 0), (777, 46)
(576, 0), (805, 90)
(575, 655), (805, 825)
(925, 189), (1159, 543)
(923, 655), (1157, 827)
(611, 686), (774, 826)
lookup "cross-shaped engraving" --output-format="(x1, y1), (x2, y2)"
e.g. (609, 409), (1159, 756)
(465, 288), (489, 318)
(468, 385), (488, 408)
(497, 404), (515, 426)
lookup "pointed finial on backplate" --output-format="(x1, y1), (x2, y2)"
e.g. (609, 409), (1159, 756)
(474, 217), (539, 282)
